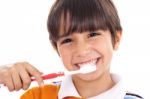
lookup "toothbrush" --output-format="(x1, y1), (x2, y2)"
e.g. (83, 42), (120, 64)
(0, 65), (96, 87)
(31, 65), (96, 81)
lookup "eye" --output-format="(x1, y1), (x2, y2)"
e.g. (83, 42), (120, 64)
(61, 38), (72, 44)
(88, 32), (100, 38)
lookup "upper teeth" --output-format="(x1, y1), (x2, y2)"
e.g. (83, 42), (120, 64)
(77, 59), (97, 67)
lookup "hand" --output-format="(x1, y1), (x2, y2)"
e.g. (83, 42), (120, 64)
(0, 62), (44, 91)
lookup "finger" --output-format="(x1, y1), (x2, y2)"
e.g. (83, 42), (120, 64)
(0, 69), (4, 84)
(19, 70), (31, 90)
(3, 71), (15, 92)
(0, 66), (9, 84)
(14, 63), (31, 90)
(0, 75), (3, 84)
(24, 62), (44, 86)
(10, 67), (22, 91)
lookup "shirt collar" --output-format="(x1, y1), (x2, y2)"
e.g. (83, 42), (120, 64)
(58, 74), (126, 99)
(58, 75), (81, 99)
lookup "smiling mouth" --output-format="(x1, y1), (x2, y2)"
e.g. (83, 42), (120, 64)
(74, 58), (101, 69)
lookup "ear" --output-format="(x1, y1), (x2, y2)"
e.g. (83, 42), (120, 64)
(113, 31), (122, 50)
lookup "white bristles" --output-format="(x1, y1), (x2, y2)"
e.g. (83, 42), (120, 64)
(67, 64), (96, 75)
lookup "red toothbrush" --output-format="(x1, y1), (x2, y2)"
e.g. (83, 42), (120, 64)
(31, 72), (65, 81)
(31, 65), (96, 81)
(0, 72), (64, 87)
(1, 65), (96, 87)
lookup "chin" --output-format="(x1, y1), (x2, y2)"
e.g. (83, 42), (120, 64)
(73, 71), (101, 82)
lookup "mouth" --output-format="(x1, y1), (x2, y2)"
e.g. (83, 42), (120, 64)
(74, 57), (101, 70)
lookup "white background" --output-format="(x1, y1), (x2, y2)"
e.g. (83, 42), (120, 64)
(0, 0), (149, 98)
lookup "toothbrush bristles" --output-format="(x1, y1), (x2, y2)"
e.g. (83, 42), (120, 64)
(79, 65), (96, 74)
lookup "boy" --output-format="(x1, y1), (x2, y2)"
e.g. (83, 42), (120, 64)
(1, 0), (143, 98)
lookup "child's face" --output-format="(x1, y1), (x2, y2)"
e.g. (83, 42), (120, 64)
(56, 29), (121, 81)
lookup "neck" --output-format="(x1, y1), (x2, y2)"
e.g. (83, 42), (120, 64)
(72, 72), (115, 98)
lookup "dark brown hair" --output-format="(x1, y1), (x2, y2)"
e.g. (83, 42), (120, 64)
(47, 0), (122, 48)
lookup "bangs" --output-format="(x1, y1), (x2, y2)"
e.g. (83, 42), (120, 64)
(48, 0), (109, 42)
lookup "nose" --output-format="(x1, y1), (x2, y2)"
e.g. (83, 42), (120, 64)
(74, 40), (91, 58)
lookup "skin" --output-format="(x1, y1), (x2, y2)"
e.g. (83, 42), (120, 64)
(56, 29), (122, 98)
(0, 62), (44, 91)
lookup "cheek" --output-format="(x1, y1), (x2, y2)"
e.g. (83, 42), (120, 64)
(102, 42), (114, 67)
(58, 47), (72, 68)
(93, 38), (114, 61)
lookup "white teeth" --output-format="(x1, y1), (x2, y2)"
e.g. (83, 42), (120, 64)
(77, 59), (97, 67)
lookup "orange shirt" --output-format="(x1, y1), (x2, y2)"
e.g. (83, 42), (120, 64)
(20, 85), (59, 99)
(20, 84), (83, 99)
(20, 84), (143, 99)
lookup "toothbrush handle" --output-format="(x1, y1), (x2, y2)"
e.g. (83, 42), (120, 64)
(31, 72), (65, 81)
